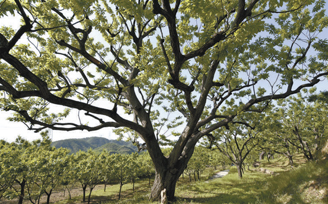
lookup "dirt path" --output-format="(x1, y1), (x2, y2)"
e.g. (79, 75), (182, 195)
(206, 169), (229, 182)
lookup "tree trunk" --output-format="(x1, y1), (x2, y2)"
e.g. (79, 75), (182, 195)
(303, 141), (314, 160)
(82, 184), (87, 202)
(45, 189), (52, 204)
(118, 182), (123, 200)
(66, 187), (72, 200)
(147, 131), (195, 202)
(237, 163), (243, 178)
(37, 193), (41, 204)
(294, 126), (314, 161)
(87, 187), (94, 204)
(259, 151), (266, 160)
(267, 152), (272, 162)
(18, 179), (26, 204)
(149, 169), (181, 202)
(288, 155), (293, 167)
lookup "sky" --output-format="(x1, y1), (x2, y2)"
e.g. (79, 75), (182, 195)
(0, 109), (114, 142)
(1, 2), (328, 143)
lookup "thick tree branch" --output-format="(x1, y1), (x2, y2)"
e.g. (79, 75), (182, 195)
(0, 77), (41, 98)
(18, 110), (121, 132)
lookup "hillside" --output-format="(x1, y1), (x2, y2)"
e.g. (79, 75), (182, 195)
(51, 137), (138, 154)
(94, 142), (136, 154)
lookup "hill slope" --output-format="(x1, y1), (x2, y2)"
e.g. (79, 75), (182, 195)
(51, 137), (137, 154)
(94, 142), (136, 154)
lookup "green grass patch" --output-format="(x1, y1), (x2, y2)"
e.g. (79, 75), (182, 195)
(258, 159), (328, 204)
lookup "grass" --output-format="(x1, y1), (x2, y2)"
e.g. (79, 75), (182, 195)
(258, 159), (328, 204)
(50, 155), (328, 203)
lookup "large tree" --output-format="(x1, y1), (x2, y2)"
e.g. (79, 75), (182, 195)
(1, 0), (328, 201)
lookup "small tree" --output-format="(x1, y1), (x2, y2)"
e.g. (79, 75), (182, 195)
(187, 147), (209, 181)
(0, 135), (51, 204)
(112, 153), (130, 200)
(264, 92), (328, 162)
(99, 150), (115, 192)
(60, 154), (76, 200)
(74, 149), (103, 204)
(138, 152), (155, 187)
(36, 147), (69, 204)
(214, 126), (259, 178)
(127, 153), (140, 192)
(0, 139), (27, 204)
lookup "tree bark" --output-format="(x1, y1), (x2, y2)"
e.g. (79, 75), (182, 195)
(259, 151), (266, 160)
(147, 132), (195, 202)
(288, 155), (293, 167)
(87, 187), (94, 204)
(45, 189), (52, 204)
(237, 163), (243, 178)
(150, 169), (181, 202)
(118, 182), (123, 200)
(82, 184), (87, 202)
(267, 152), (272, 162)
(67, 187), (72, 200)
(17, 179), (26, 204)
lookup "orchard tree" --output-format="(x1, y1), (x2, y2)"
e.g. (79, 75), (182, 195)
(60, 154), (76, 200)
(0, 134), (53, 204)
(74, 149), (103, 203)
(0, 139), (27, 203)
(34, 147), (70, 204)
(99, 150), (115, 192)
(1, 0), (328, 201)
(186, 147), (209, 181)
(24, 135), (55, 204)
(213, 125), (259, 178)
(127, 153), (140, 192)
(137, 152), (155, 187)
(267, 92), (328, 161)
(259, 107), (299, 166)
(112, 153), (131, 200)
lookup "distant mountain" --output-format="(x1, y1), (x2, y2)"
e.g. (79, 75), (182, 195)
(94, 142), (137, 154)
(51, 137), (138, 154)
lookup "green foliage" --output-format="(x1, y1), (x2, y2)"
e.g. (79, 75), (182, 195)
(261, 92), (328, 162)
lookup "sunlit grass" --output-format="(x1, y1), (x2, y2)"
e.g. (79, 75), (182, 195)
(258, 159), (328, 204)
